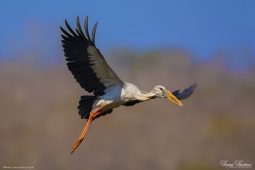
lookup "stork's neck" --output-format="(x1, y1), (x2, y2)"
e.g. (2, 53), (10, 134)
(123, 82), (157, 101)
(134, 90), (157, 101)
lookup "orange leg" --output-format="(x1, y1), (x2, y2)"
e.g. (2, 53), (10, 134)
(70, 104), (105, 154)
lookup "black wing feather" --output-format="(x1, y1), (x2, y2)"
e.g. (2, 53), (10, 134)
(172, 83), (197, 100)
(61, 16), (106, 96)
(91, 22), (98, 44)
(84, 16), (92, 42)
(76, 16), (87, 40)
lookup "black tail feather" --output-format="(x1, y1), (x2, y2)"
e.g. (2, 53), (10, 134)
(78, 96), (97, 119)
(78, 95), (113, 120)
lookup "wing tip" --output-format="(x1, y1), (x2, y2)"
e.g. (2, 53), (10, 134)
(61, 16), (99, 45)
(185, 83), (197, 99)
(190, 83), (197, 91)
(91, 22), (98, 45)
(84, 16), (92, 41)
(174, 83), (197, 100)
(64, 19), (68, 26)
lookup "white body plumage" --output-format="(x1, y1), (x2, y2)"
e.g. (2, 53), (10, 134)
(92, 82), (143, 113)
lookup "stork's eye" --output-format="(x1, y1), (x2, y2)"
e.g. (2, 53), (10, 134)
(160, 88), (163, 90)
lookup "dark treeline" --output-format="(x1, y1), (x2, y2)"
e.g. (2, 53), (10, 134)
(1, 48), (254, 170)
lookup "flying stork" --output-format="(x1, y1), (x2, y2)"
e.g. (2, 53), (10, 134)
(60, 16), (197, 154)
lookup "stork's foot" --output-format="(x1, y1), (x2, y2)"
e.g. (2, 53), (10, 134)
(70, 137), (84, 154)
(70, 118), (92, 154)
(70, 104), (105, 154)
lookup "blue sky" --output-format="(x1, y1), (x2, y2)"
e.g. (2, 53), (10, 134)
(0, 0), (255, 63)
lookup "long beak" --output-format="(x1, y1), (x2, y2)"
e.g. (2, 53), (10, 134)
(164, 90), (183, 106)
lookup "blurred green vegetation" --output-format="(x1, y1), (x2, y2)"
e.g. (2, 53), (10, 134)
(0, 48), (254, 170)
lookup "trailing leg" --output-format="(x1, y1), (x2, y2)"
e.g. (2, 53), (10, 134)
(70, 104), (105, 154)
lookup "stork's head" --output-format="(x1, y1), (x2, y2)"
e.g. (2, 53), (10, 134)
(152, 85), (183, 106)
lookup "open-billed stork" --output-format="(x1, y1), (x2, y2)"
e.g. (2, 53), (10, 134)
(60, 16), (197, 154)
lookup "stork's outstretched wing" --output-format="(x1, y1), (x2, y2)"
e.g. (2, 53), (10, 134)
(60, 16), (123, 96)
(172, 83), (197, 100)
